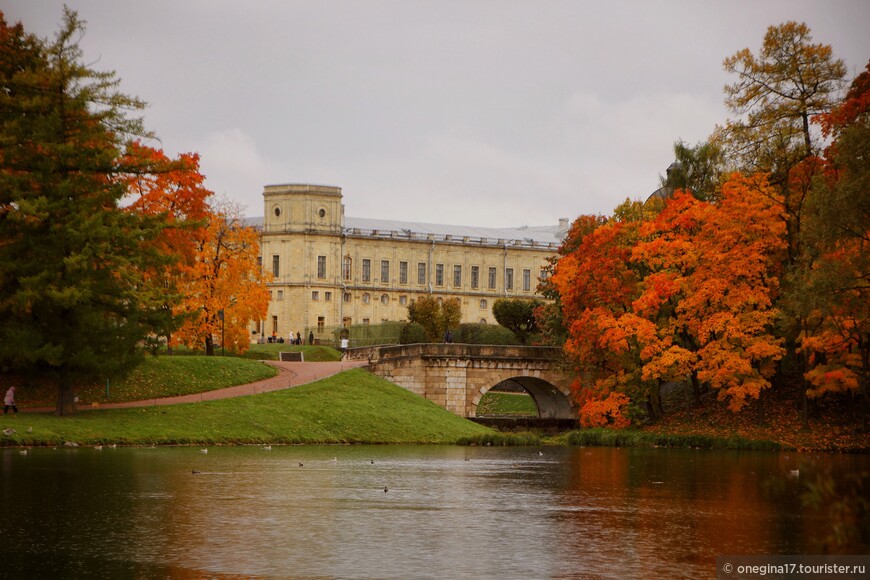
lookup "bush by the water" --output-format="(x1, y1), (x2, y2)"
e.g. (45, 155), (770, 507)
(566, 428), (783, 451)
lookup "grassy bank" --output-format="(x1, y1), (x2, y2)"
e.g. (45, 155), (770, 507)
(11, 356), (278, 408)
(562, 428), (784, 451)
(1, 369), (493, 446)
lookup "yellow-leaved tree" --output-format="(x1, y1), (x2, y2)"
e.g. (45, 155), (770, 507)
(173, 202), (271, 355)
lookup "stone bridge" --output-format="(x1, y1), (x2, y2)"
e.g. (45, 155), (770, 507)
(342, 343), (577, 420)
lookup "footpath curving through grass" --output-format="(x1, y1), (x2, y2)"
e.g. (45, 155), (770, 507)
(11, 356), (278, 408)
(1, 369), (493, 446)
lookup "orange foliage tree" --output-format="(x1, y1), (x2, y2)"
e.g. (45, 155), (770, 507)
(550, 203), (657, 427)
(552, 176), (788, 426)
(679, 175), (787, 412)
(173, 203), (271, 356)
(120, 142), (213, 344)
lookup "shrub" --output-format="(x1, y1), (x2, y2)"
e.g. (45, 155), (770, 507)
(400, 322), (429, 344)
(455, 323), (519, 345)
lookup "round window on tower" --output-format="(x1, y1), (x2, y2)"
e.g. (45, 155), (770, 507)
(273, 206), (281, 218)
(318, 208), (326, 219)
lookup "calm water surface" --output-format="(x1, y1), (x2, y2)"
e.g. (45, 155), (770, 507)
(0, 444), (865, 578)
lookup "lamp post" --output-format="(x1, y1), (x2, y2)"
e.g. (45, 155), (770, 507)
(218, 309), (225, 356)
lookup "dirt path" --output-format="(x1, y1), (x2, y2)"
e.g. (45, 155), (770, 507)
(23, 360), (369, 412)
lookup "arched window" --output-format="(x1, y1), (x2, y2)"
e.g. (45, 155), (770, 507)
(362, 293), (370, 304)
(342, 255), (352, 281)
(380, 294), (389, 305)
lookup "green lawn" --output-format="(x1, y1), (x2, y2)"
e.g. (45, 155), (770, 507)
(172, 343), (343, 362)
(477, 391), (538, 416)
(12, 356), (277, 407)
(243, 343), (342, 361)
(1, 369), (493, 446)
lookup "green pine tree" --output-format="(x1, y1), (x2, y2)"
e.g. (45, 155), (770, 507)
(0, 9), (178, 414)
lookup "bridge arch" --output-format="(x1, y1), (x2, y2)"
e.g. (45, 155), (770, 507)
(471, 376), (574, 419)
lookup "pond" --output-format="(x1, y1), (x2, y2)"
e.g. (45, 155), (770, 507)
(0, 444), (866, 578)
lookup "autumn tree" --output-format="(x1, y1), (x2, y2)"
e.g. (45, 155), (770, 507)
(535, 214), (608, 346)
(120, 142), (213, 345)
(680, 177), (785, 412)
(0, 10), (178, 414)
(631, 191), (707, 409)
(549, 208), (652, 426)
(721, 21), (846, 263)
(790, 61), (870, 428)
(172, 203), (270, 356)
(407, 296), (461, 342)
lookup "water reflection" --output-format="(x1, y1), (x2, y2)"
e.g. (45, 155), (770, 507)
(0, 445), (865, 578)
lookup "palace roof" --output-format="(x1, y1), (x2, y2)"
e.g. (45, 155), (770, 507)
(246, 215), (567, 249)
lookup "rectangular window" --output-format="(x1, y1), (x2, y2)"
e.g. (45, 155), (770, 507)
(488, 267), (497, 289)
(325, 291), (332, 302)
(540, 266), (549, 282)
(417, 262), (426, 285)
(271, 315), (278, 335)
(317, 255), (326, 279)
(311, 291), (319, 301)
(435, 264), (444, 286)
(453, 265), (462, 288)
(272, 255), (280, 277)
(362, 318), (370, 325)
(471, 266), (479, 289)
(505, 268), (514, 291)
(399, 261), (408, 284)
(362, 259), (371, 283)
(277, 290), (284, 301)
(317, 317), (325, 332)
(381, 260), (390, 283)
(523, 269), (531, 292)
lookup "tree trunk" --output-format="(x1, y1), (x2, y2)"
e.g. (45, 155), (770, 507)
(801, 388), (810, 432)
(756, 388), (766, 426)
(652, 382), (665, 418)
(690, 371), (703, 406)
(205, 335), (215, 357)
(55, 370), (76, 416)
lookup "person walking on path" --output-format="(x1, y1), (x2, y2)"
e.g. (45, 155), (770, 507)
(4, 386), (17, 414)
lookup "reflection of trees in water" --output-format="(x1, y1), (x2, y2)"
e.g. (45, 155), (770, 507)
(800, 464), (869, 554)
(767, 459), (870, 554)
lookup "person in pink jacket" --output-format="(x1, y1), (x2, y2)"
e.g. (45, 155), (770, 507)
(4, 386), (17, 414)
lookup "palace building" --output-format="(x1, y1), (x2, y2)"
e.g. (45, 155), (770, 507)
(252, 184), (567, 343)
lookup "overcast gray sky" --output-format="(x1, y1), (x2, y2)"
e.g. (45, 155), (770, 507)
(4, 1), (869, 227)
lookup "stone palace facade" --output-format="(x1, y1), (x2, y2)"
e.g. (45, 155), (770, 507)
(251, 184), (567, 343)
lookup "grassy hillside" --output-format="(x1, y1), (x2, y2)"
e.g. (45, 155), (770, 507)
(10, 356), (278, 407)
(1, 369), (493, 446)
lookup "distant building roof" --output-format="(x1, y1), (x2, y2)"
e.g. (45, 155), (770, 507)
(245, 215), (567, 248)
(344, 217), (565, 246)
